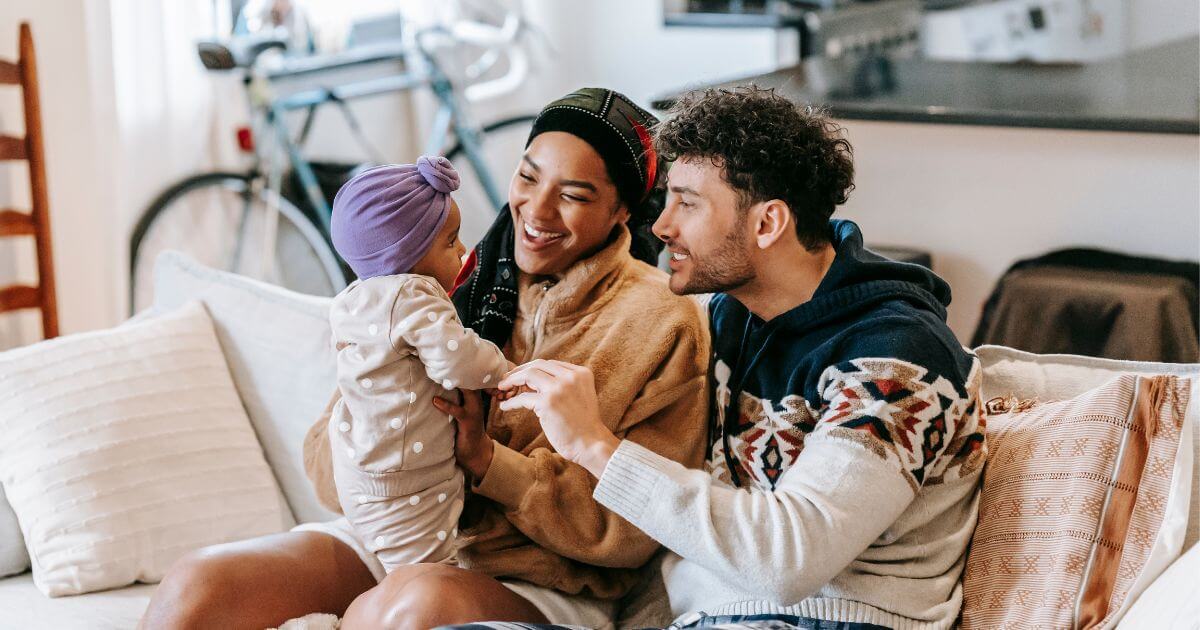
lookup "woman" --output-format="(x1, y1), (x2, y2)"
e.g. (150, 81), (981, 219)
(140, 88), (709, 630)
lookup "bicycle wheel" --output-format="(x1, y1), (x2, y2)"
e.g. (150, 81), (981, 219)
(129, 172), (348, 314)
(445, 115), (536, 246)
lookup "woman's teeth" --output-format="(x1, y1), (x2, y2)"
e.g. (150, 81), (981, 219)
(524, 223), (564, 240)
(671, 252), (690, 261)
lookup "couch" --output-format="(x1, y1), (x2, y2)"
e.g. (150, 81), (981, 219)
(0, 251), (1195, 630)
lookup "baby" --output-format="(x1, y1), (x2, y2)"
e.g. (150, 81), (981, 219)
(326, 156), (509, 572)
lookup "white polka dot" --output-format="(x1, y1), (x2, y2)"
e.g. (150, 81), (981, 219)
(438, 493), (447, 503)
(409, 495), (420, 506)
(452, 528), (458, 538)
(360, 378), (373, 389)
(447, 339), (459, 351)
(375, 535), (385, 547)
(412, 442), (424, 454)
(345, 447), (355, 458)
(409, 392), (417, 404)
(437, 530), (447, 541)
(389, 418), (403, 430)
(338, 422), (350, 432)
(357, 495), (369, 504)
(482, 374), (491, 384)
(367, 324), (379, 335)
(427, 312), (437, 322)
(443, 379), (455, 390)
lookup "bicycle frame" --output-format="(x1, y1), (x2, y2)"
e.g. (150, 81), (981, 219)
(248, 41), (509, 240)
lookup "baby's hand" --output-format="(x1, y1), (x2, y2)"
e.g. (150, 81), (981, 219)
(493, 386), (527, 402)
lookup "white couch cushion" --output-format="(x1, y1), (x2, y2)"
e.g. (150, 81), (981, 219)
(0, 572), (154, 628)
(152, 251), (340, 524)
(0, 302), (290, 596)
(1118, 542), (1200, 629)
(0, 485), (26, 578)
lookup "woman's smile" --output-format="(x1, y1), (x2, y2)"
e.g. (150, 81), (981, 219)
(518, 216), (568, 251)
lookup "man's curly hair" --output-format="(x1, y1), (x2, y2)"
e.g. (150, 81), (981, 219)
(654, 86), (855, 250)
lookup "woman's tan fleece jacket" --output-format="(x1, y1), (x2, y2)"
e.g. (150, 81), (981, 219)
(305, 225), (710, 599)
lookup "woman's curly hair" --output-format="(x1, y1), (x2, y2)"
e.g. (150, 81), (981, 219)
(654, 86), (855, 250)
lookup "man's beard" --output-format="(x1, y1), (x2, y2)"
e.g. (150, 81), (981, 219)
(676, 229), (756, 295)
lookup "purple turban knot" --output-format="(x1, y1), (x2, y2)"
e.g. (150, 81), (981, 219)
(331, 156), (461, 280)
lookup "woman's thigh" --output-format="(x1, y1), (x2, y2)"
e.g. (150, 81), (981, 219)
(140, 531), (377, 630)
(342, 563), (549, 630)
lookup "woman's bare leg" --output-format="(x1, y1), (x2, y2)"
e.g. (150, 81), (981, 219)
(342, 563), (549, 630)
(140, 531), (377, 630)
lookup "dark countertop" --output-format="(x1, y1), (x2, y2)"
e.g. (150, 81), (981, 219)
(653, 37), (1200, 134)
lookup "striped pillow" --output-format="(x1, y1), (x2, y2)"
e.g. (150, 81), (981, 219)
(0, 301), (289, 596)
(962, 374), (1192, 629)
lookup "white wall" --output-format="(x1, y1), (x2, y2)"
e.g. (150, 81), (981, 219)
(1127, 0), (1200, 49)
(0, 0), (119, 348)
(522, 0), (783, 110)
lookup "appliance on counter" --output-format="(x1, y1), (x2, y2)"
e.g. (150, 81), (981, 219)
(920, 0), (1127, 62)
(663, 0), (924, 59)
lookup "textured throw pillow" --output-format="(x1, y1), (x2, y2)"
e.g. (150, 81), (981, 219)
(0, 301), (290, 596)
(976, 345), (1200, 552)
(961, 374), (1192, 629)
(152, 251), (340, 524)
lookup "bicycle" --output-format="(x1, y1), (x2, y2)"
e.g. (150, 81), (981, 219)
(128, 6), (539, 313)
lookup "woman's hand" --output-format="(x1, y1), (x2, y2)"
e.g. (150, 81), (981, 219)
(496, 360), (620, 479)
(434, 389), (494, 480)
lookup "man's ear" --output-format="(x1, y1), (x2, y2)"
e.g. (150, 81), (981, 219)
(753, 199), (793, 250)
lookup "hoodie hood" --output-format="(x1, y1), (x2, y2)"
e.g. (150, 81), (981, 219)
(763, 220), (952, 336)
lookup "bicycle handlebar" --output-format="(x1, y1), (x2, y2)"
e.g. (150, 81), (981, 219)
(464, 45), (528, 102)
(419, 12), (530, 104)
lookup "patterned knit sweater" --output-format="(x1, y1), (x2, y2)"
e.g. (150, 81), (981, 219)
(594, 221), (988, 630)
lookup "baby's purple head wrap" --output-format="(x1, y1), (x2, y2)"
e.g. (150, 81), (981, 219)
(331, 156), (461, 280)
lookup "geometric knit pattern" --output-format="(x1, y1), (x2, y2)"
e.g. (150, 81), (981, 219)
(709, 357), (987, 493)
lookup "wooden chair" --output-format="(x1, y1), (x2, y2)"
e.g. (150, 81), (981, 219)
(0, 22), (58, 340)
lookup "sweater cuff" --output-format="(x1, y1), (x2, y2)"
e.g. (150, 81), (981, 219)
(593, 439), (671, 525)
(472, 440), (537, 509)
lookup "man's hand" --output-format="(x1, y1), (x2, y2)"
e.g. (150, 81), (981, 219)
(433, 389), (494, 480)
(496, 360), (620, 479)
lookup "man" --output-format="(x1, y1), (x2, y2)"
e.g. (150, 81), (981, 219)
(497, 87), (987, 630)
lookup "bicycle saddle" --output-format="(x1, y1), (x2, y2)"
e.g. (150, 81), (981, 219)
(197, 35), (288, 71)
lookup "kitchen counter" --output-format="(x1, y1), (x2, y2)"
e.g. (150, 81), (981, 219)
(652, 36), (1199, 134)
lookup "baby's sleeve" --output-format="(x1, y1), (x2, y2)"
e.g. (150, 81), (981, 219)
(389, 277), (509, 391)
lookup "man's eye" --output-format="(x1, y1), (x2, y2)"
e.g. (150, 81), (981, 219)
(519, 172), (535, 182)
(562, 194), (585, 203)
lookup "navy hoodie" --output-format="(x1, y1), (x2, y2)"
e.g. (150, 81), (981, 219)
(707, 220), (984, 492)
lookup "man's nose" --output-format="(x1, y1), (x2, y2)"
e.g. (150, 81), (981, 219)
(652, 207), (675, 242)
